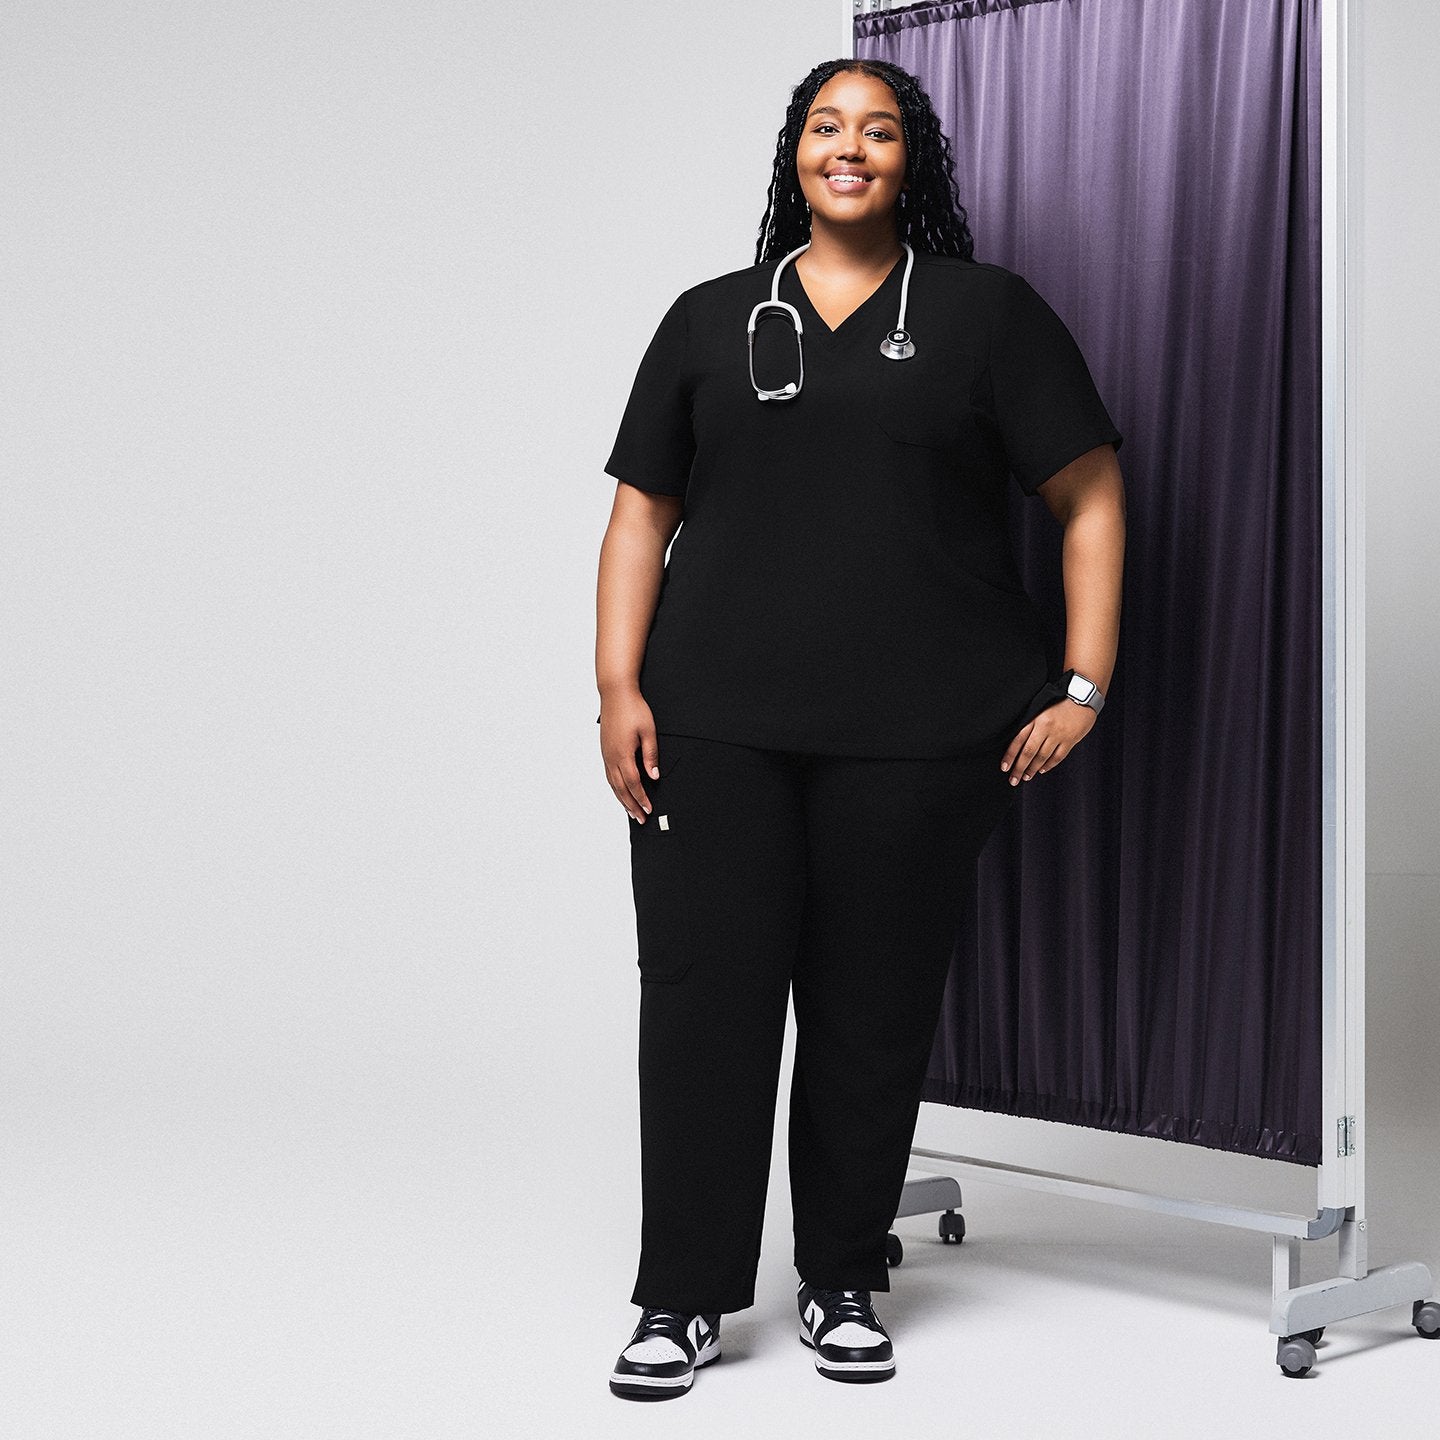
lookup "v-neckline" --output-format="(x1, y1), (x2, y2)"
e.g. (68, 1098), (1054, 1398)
(786, 251), (906, 344)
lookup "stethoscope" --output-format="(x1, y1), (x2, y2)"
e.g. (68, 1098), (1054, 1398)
(747, 240), (916, 402)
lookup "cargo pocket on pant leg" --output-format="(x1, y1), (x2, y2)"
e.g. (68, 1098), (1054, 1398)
(628, 782), (695, 984)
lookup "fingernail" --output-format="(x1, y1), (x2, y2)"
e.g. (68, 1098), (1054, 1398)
(1000, 762), (1009, 772)
(1009, 776), (1019, 785)
(650, 766), (659, 778)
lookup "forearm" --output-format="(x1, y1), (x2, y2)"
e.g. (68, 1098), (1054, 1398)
(1058, 494), (1125, 696)
(596, 519), (667, 698)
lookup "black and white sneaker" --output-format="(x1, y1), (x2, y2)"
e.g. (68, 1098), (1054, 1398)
(797, 1281), (895, 1382)
(609, 1307), (722, 1399)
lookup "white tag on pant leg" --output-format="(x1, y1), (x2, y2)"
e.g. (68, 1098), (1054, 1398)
(658, 814), (669, 830)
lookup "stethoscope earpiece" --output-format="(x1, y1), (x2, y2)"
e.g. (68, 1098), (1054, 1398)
(749, 242), (916, 400)
(757, 381), (799, 403)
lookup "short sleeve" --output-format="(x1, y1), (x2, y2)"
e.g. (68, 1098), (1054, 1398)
(603, 291), (695, 498)
(989, 270), (1123, 496)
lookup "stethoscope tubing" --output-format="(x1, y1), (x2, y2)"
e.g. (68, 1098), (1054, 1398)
(747, 241), (916, 401)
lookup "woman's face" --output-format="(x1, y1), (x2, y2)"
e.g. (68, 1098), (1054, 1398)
(794, 70), (908, 232)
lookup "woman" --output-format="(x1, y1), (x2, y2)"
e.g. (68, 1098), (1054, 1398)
(596, 58), (1125, 1399)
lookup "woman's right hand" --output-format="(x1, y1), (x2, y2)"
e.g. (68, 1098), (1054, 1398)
(600, 687), (662, 823)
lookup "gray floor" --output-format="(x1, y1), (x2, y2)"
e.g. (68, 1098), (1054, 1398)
(10, 866), (1437, 1438)
(10, 1067), (1434, 1437)
(564, 1147), (1439, 1440)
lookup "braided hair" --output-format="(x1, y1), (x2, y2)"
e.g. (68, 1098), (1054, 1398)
(754, 57), (975, 266)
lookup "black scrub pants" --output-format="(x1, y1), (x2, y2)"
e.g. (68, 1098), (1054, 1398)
(626, 729), (1020, 1316)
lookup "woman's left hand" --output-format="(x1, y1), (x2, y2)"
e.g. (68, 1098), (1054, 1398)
(1001, 700), (1096, 785)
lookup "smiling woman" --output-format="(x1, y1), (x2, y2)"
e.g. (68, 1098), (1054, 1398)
(791, 74), (911, 325)
(595, 55), (1125, 1399)
(794, 75), (904, 263)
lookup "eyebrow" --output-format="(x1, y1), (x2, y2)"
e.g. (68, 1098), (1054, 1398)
(806, 104), (902, 124)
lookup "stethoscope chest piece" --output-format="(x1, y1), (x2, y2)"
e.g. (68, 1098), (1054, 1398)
(881, 327), (915, 361)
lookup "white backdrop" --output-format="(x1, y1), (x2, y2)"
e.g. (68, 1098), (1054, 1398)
(4, 2), (1437, 1435)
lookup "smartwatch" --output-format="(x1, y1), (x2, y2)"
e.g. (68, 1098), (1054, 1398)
(1062, 668), (1105, 715)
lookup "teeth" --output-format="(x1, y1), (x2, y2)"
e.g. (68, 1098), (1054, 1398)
(827, 174), (869, 183)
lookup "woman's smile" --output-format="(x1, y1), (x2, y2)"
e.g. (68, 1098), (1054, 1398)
(823, 169), (874, 193)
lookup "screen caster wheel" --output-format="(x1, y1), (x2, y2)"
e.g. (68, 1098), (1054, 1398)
(1414, 1299), (1440, 1337)
(938, 1210), (965, 1245)
(885, 1232), (903, 1267)
(1276, 1335), (1316, 1377)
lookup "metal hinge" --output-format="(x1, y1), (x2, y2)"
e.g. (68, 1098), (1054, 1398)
(1337, 1115), (1357, 1157)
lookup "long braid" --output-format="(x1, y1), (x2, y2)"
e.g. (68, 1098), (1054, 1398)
(754, 58), (975, 267)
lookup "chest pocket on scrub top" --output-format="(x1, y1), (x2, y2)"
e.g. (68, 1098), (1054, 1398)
(870, 343), (981, 454)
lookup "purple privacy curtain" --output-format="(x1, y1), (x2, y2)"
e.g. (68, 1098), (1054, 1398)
(858, 0), (1322, 1163)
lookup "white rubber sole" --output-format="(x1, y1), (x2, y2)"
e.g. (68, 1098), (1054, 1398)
(799, 1324), (896, 1377)
(610, 1336), (721, 1393)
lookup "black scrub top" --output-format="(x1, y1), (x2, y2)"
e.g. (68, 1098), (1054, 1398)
(600, 248), (1123, 759)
